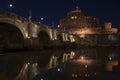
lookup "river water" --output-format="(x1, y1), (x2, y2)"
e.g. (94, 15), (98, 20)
(0, 47), (120, 80)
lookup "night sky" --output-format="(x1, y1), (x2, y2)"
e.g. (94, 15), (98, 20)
(0, 0), (120, 30)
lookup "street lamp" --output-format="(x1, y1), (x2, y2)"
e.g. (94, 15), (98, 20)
(41, 17), (44, 21)
(57, 25), (60, 28)
(9, 3), (13, 8)
(9, 3), (13, 11)
(39, 17), (44, 24)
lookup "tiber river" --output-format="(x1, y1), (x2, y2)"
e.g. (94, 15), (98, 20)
(0, 47), (120, 80)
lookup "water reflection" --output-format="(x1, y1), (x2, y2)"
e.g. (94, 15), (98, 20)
(16, 62), (40, 80)
(34, 48), (120, 80)
(0, 48), (120, 80)
(0, 50), (76, 80)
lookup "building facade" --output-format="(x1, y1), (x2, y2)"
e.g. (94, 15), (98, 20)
(103, 22), (118, 34)
(60, 8), (118, 34)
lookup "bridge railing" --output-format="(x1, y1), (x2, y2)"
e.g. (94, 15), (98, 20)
(33, 21), (49, 28)
(0, 10), (77, 38)
(0, 10), (28, 22)
(0, 10), (57, 31)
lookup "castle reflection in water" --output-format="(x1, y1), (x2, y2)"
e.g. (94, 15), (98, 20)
(0, 48), (120, 80)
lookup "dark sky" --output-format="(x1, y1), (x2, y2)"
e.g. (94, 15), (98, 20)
(0, 0), (120, 29)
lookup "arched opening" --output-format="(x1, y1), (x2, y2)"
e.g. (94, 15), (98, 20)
(38, 31), (50, 47)
(57, 34), (63, 42)
(56, 34), (64, 46)
(67, 36), (70, 41)
(0, 32), (5, 48)
(0, 22), (24, 49)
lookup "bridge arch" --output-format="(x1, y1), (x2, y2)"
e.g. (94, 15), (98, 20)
(67, 35), (70, 41)
(0, 16), (28, 39)
(57, 34), (63, 42)
(38, 30), (51, 47)
(0, 22), (24, 48)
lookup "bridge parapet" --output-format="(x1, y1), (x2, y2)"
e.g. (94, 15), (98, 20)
(0, 10), (28, 22)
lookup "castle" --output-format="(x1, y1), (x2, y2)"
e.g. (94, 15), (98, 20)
(60, 7), (118, 34)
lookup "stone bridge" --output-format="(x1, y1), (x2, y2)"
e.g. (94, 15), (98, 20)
(0, 10), (76, 49)
(0, 10), (120, 50)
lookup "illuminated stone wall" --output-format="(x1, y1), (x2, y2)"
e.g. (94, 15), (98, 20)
(60, 8), (100, 34)
(104, 22), (118, 33)
(60, 8), (119, 34)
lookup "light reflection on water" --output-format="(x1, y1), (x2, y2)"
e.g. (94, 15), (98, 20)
(0, 48), (120, 80)
(0, 50), (76, 80)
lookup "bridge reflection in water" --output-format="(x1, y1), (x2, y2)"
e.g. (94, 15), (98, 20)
(0, 48), (120, 80)
(0, 50), (76, 80)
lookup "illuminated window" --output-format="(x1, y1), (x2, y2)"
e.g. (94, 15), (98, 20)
(71, 16), (74, 19)
(74, 16), (77, 19)
(71, 16), (78, 19)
